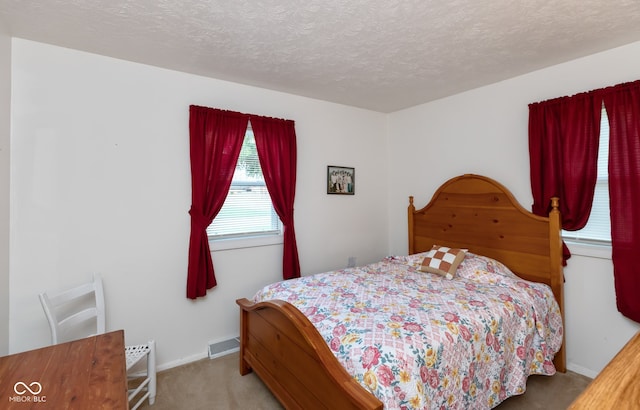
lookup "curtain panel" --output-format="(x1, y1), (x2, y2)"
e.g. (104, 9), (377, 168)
(251, 115), (301, 280)
(603, 80), (640, 323)
(187, 105), (249, 299)
(528, 90), (603, 263)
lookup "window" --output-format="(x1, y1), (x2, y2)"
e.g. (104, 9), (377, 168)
(563, 106), (611, 244)
(207, 128), (282, 239)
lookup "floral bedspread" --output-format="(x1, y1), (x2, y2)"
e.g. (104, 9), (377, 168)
(252, 252), (563, 410)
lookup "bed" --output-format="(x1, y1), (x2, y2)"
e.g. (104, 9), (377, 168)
(236, 174), (565, 409)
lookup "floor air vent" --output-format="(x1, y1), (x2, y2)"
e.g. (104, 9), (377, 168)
(208, 337), (240, 359)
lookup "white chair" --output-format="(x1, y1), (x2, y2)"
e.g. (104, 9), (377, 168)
(39, 274), (156, 410)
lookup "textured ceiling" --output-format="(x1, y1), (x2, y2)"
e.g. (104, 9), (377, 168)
(2, 1), (640, 112)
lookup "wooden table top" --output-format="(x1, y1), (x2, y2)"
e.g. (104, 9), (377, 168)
(569, 331), (640, 410)
(0, 330), (128, 409)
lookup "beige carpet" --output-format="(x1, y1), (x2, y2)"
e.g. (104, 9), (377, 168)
(139, 352), (592, 409)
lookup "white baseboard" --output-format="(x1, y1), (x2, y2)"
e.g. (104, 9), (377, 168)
(155, 336), (242, 372)
(566, 362), (598, 379)
(156, 350), (209, 372)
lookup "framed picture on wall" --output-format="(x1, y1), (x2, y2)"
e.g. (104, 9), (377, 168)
(327, 166), (355, 195)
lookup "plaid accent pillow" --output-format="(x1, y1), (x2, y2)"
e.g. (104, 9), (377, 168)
(419, 245), (467, 279)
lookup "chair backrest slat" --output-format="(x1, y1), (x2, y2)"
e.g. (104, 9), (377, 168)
(39, 274), (106, 344)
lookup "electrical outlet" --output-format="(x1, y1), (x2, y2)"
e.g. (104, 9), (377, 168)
(347, 256), (356, 268)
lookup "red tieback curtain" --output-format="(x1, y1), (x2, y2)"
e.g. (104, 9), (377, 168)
(187, 105), (249, 299)
(603, 80), (640, 322)
(251, 115), (301, 280)
(528, 91), (603, 263)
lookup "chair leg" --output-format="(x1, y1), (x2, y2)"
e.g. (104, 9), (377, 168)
(147, 339), (157, 405)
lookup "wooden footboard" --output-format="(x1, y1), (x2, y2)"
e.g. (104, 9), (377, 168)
(236, 298), (383, 410)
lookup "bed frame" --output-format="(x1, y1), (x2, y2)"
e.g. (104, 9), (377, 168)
(236, 174), (565, 409)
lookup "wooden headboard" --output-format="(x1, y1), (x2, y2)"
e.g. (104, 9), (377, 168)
(408, 174), (565, 371)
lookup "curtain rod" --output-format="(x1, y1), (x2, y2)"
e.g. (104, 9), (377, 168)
(530, 78), (640, 106)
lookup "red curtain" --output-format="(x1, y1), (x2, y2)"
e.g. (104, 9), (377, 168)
(603, 80), (640, 322)
(251, 115), (301, 280)
(187, 106), (249, 299)
(528, 91), (603, 263)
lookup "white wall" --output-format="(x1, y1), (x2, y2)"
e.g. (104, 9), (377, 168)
(9, 39), (389, 369)
(10, 36), (640, 379)
(0, 17), (10, 355)
(387, 40), (640, 377)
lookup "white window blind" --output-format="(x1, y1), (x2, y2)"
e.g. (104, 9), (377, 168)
(563, 106), (611, 243)
(207, 128), (281, 239)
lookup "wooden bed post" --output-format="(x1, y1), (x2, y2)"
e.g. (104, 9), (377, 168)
(549, 196), (566, 372)
(408, 196), (415, 254)
(238, 303), (251, 376)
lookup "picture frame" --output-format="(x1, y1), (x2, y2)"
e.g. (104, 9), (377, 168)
(327, 166), (355, 195)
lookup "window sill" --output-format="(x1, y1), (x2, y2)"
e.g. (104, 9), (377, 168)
(564, 240), (612, 260)
(209, 234), (284, 252)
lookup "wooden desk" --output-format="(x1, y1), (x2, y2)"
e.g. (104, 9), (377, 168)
(569, 331), (640, 410)
(0, 330), (128, 409)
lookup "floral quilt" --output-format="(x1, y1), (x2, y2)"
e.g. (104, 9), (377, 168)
(252, 252), (563, 410)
